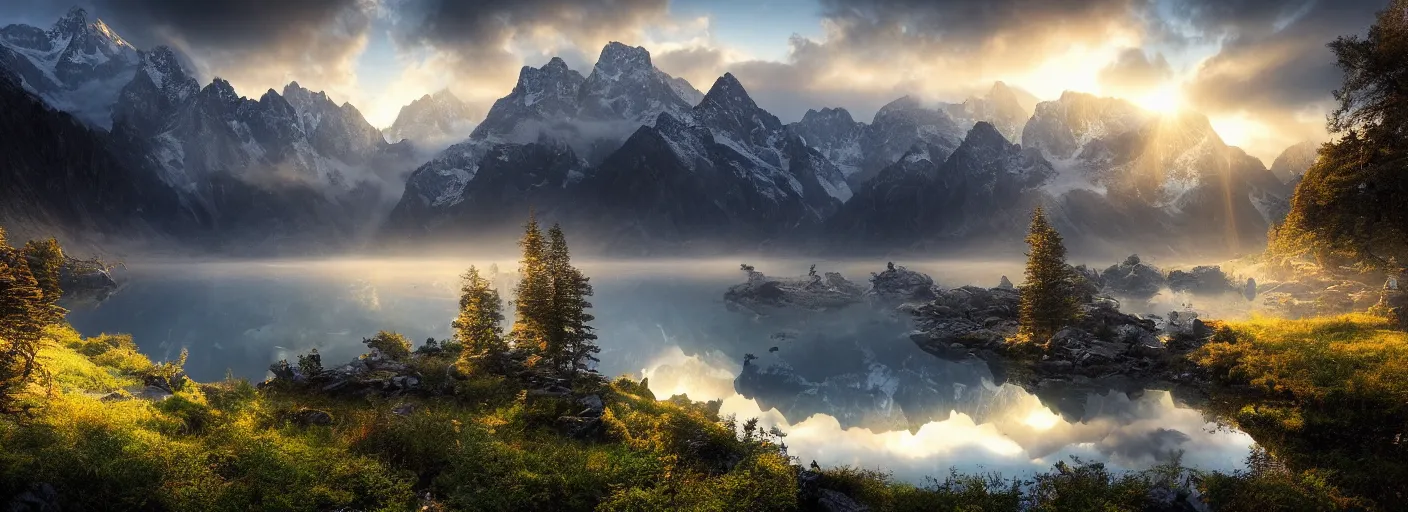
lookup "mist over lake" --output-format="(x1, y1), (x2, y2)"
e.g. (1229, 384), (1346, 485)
(67, 257), (1254, 484)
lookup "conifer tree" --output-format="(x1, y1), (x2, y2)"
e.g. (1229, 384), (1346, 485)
(0, 257), (45, 410)
(22, 237), (65, 324)
(510, 213), (552, 364)
(1018, 207), (1079, 344)
(453, 265), (507, 373)
(545, 224), (598, 377)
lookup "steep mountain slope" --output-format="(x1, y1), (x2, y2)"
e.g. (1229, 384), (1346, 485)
(581, 73), (852, 247)
(0, 7), (141, 129)
(0, 65), (191, 246)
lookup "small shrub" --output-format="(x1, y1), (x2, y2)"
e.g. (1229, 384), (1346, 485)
(296, 348), (323, 377)
(363, 331), (412, 361)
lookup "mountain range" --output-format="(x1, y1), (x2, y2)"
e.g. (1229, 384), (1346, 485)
(0, 7), (1307, 258)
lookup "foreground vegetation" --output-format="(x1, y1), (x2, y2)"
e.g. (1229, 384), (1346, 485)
(1194, 314), (1408, 509)
(3, 323), (1373, 512)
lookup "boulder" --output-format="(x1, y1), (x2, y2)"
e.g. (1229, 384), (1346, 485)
(555, 415), (603, 439)
(1166, 266), (1237, 295)
(1244, 278), (1258, 301)
(577, 394), (605, 417)
(867, 265), (937, 303)
(816, 489), (870, 512)
(392, 403), (416, 416)
(1101, 255), (1165, 299)
(133, 385), (174, 401)
(293, 409), (333, 426)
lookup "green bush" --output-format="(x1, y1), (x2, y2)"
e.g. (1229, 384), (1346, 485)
(363, 331), (413, 361)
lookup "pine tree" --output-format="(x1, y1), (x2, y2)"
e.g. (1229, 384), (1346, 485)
(0, 258), (45, 410)
(545, 224), (597, 378)
(22, 237), (65, 324)
(1018, 207), (1079, 344)
(453, 265), (507, 373)
(1273, 0), (1408, 267)
(510, 213), (552, 364)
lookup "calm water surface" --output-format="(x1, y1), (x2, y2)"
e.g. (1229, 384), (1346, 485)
(68, 258), (1255, 483)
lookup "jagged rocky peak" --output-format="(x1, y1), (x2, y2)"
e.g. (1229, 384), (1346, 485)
(577, 41), (694, 125)
(593, 41), (653, 78)
(471, 57), (585, 140)
(50, 7), (91, 38)
(695, 72), (781, 141)
(112, 44), (199, 135)
(800, 107), (857, 128)
(199, 78), (242, 107)
(959, 121), (1011, 152)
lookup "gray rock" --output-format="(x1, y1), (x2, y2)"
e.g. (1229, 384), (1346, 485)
(1167, 266), (1237, 295)
(997, 275), (1014, 290)
(867, 265), (937, 303)
(133, 385), (173, 401)
(816, 489), (870, 512)
(578, 394), (605, 417)
(725, 269), (866, 314)
(293, 409), (333, 426)
(1101, 255), (1166, 299)
(392, 403), (416, 416)
(555, 415), (603, 439)
(1244, 278), (1258, 301)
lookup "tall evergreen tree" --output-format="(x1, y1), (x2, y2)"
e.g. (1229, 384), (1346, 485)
(1274, 0), (1408, 267)
(22, 238), (65, 324)
(545, 224), (598, 377)
(510, 213), (552, 364)
(453, 265), (507, 372)
(1018, 207), (1079, 344)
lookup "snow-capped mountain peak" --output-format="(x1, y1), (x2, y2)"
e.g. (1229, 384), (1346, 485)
(592, 42), (652, 81)
(576, 41), (695, 125)
(470, 58), (585, 140)
(0, 6), (141, 128)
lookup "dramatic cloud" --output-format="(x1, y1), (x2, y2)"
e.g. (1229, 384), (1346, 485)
(1098, 48), (1174, 96)
(1176, 0), (1382, 162)
(0, 0), (1387, 161)
(85, 0), (371, 105)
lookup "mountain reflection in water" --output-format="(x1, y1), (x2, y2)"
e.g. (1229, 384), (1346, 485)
(67, 258), (1254, 483)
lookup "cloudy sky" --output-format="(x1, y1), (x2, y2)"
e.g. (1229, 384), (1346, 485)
(1, 0), (1385, 163)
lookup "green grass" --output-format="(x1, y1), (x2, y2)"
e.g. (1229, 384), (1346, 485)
(0, 323), (1384, 511)
(1191, 313), (1408, 509)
